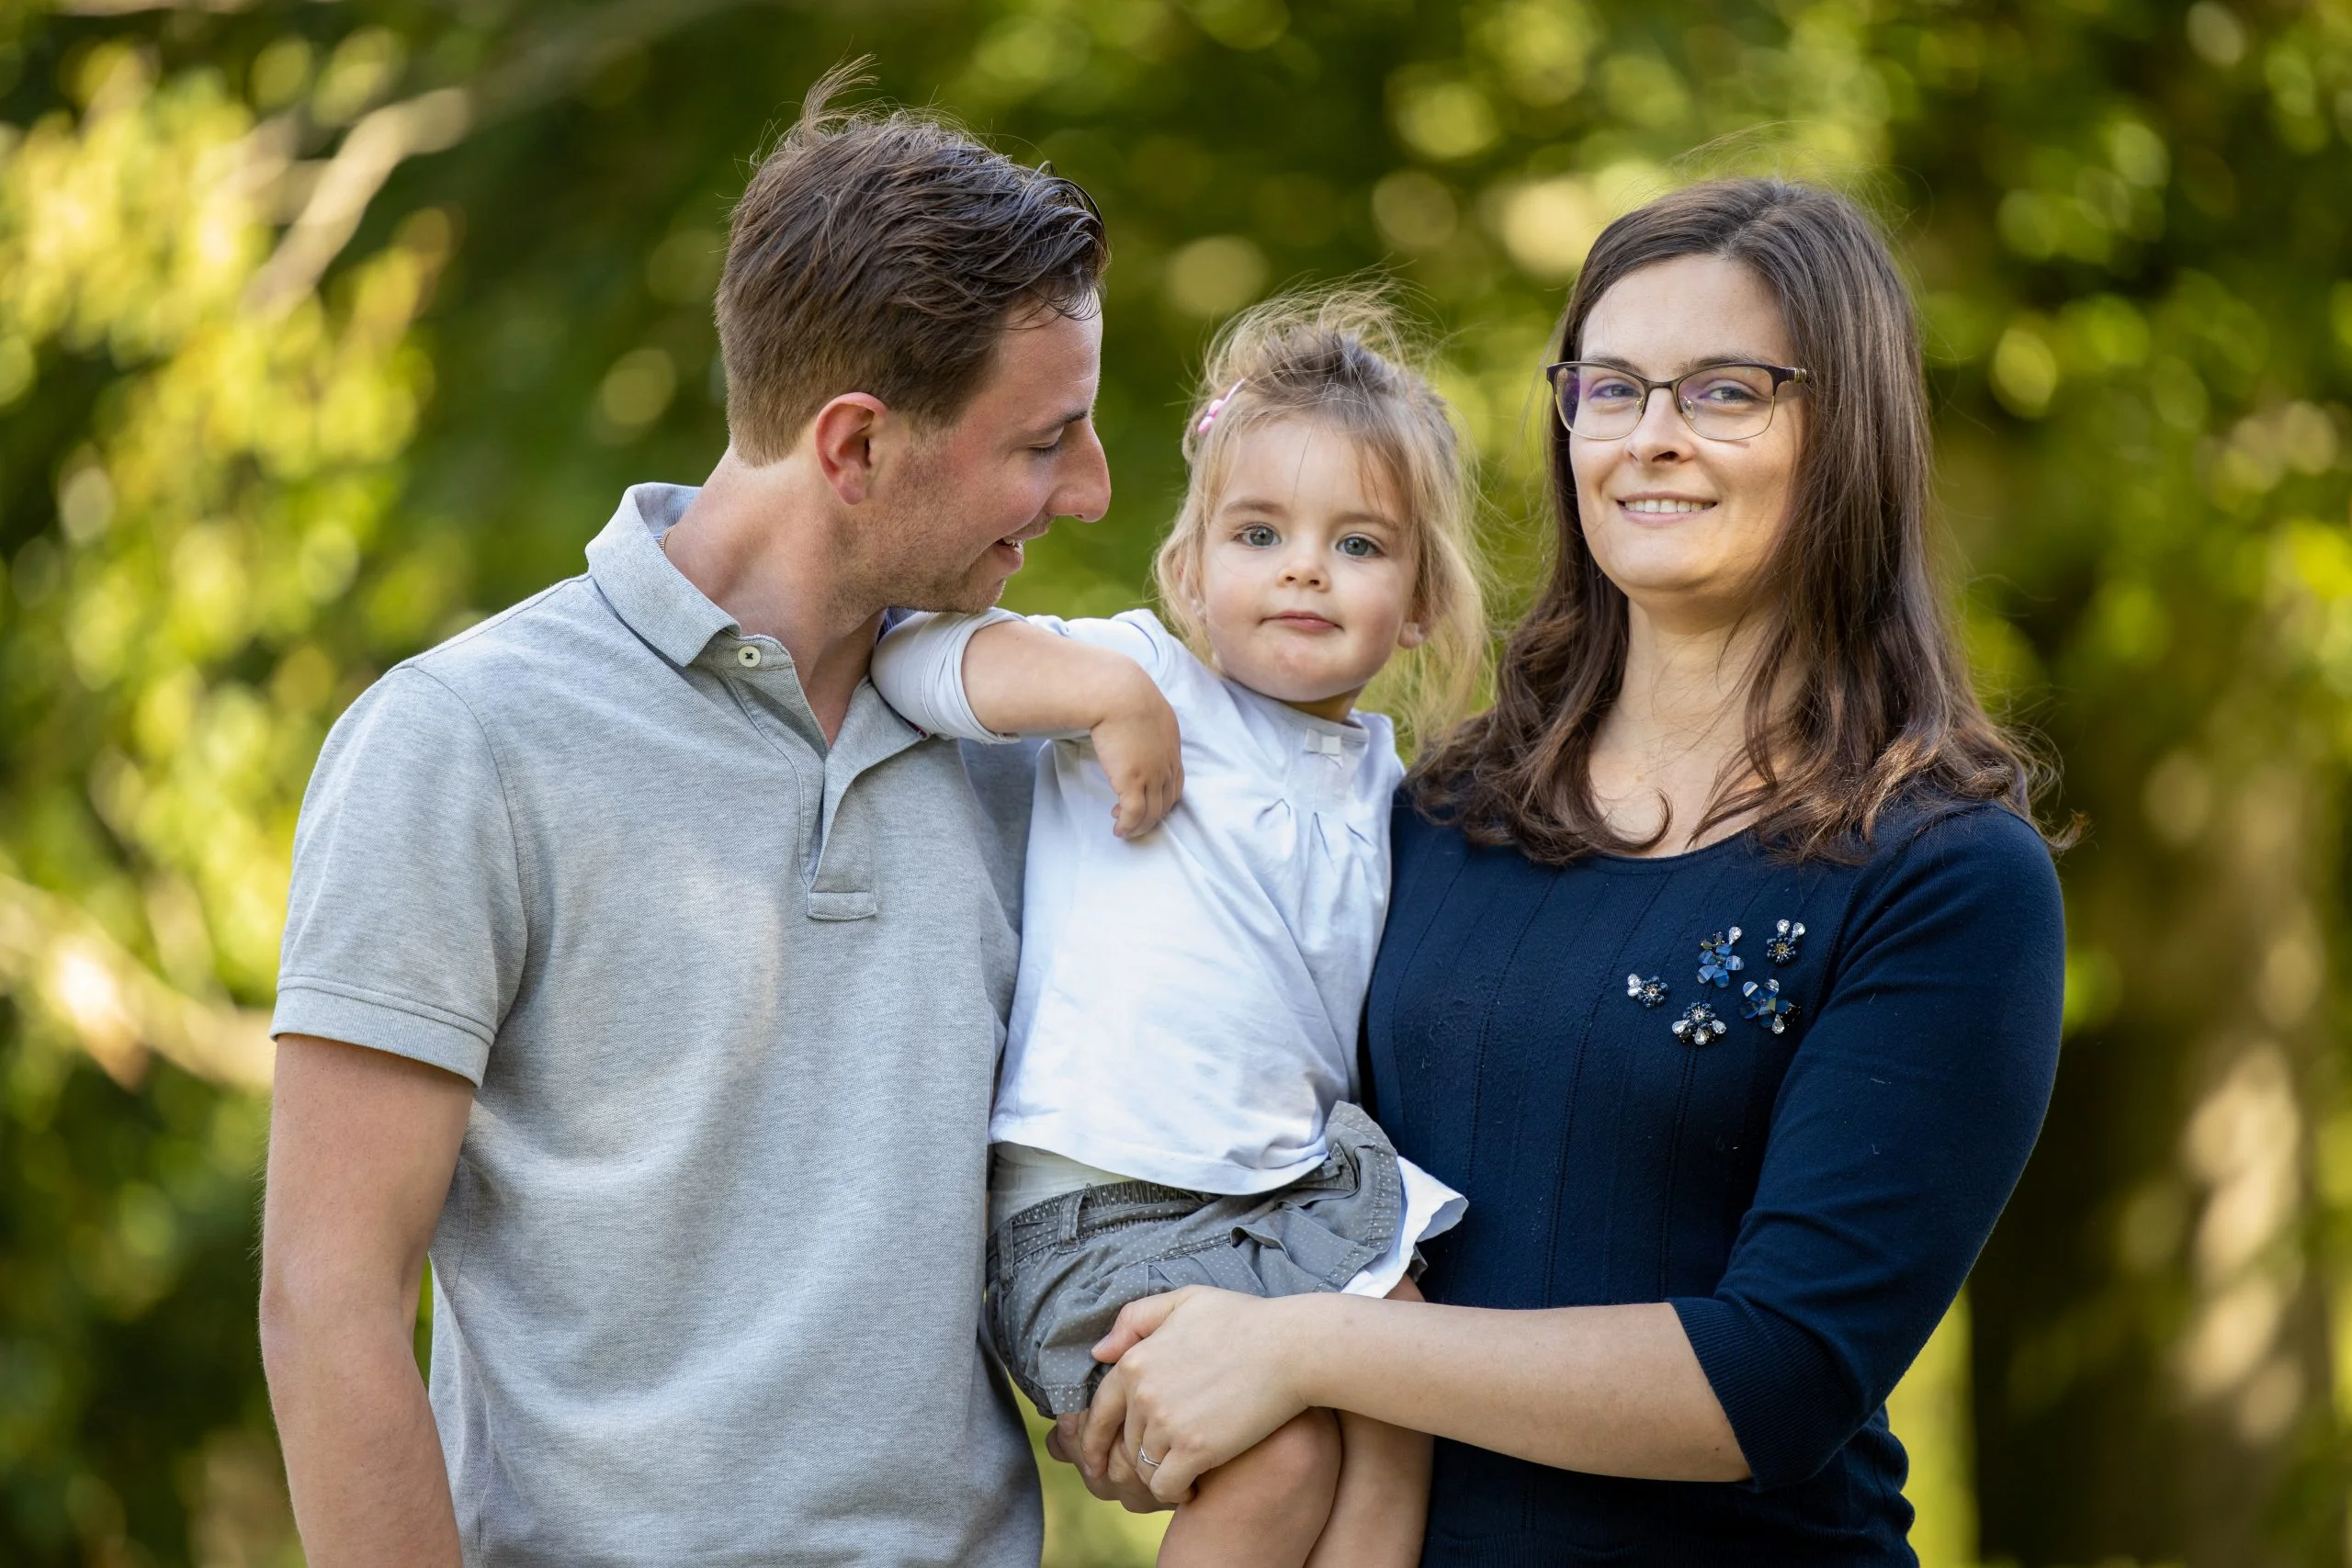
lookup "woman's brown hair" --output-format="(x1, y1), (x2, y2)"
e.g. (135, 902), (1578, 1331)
(1413, 176), (2055, 862)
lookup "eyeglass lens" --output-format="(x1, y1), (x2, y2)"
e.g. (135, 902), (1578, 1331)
(1555, 364), (1784, 441)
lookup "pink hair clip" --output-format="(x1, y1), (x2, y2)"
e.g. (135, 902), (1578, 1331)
(1193, 378), (1247, 438)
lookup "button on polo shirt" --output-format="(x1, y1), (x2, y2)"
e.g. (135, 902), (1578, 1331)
(273, 483), (1042, 1566)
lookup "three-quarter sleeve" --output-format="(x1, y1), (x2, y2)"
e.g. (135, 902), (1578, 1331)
(869, 608), (1024, 741)
(271, 667), (530, 1084)
(1668, 806), (2064, 1490)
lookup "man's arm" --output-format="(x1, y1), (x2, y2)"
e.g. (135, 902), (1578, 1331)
(260, 1033), (474, 1567)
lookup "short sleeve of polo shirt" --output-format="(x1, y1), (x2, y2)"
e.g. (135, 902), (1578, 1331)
(272, 665), (527, 1085)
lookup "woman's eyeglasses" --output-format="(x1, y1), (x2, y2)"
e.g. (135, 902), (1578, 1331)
(1544, 361), (1809, 443)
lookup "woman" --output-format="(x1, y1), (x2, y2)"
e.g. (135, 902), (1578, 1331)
(1070, 178), (2066, 1562)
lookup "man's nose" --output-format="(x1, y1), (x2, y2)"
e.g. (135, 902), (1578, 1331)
(1057, 423), (1112, 524)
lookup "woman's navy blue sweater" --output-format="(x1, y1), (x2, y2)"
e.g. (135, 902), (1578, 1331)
(1366, 799), (2064, 1566)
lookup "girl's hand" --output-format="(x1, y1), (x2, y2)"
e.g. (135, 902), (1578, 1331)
(1090, 671), (1183, 839)
(1080, 1286), (1317, 1503)
(1044, 1412), (1174, 1514)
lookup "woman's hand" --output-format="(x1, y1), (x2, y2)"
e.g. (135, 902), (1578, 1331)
(1079, 1286), (1319, 1503)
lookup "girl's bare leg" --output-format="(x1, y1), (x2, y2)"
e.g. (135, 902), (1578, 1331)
(1156, 1407), (1341, 1568)
(1302, 1409), (1430, 1567)
(1303, 1275), (1432, 1568)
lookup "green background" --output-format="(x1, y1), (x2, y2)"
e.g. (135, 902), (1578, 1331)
(2, 0), (2349, 1562)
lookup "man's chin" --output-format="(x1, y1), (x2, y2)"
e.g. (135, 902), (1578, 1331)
(893, 568), (1012, 617)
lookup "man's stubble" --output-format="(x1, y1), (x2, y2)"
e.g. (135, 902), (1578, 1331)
(838, 446), (1021, 621)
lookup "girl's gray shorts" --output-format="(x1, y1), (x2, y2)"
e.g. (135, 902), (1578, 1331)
(984, 1101), (1404, 1417)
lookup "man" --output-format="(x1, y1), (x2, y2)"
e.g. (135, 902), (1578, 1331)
(258, 68), (1111, 1565)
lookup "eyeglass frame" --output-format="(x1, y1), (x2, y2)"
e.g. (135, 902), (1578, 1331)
(1543, 359), (1811, 442)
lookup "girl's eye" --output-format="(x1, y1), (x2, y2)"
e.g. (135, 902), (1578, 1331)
(1336, 535), (1382, 558)
(1238, 525), (1279, 548)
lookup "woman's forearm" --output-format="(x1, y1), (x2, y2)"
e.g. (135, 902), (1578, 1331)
(1285, 1294), (1748, 1482)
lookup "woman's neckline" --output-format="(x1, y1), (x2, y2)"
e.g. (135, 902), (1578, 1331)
(1581, 828), (1756, 873)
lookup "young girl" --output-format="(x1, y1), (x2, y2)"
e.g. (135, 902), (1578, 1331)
(872, 291), (1486, 1567)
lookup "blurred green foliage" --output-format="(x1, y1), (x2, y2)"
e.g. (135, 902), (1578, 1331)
(2, 0), (2349, 1563)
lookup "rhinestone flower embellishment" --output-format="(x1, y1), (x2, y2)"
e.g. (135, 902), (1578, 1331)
(1671, 1000), (1727, 1044)
(1696, 928), (1744, 987)
(1741, 978), (1797, 1034)
(1627, 973), (1669, 1009)
(1766, 919), (1805, 965)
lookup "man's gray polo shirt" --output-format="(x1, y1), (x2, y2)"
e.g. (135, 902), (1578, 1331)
(274, 483), (1043, 1566)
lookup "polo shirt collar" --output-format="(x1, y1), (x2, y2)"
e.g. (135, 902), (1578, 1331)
(585, 483), (735, 667)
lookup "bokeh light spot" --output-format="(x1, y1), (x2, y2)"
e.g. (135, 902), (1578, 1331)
(1390, 75), (1500, 163)
(1161, 236), (1266, 319)
(1370, 170), (1457, 253)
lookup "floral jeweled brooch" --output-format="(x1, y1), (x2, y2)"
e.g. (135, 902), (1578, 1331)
(1697, 929), (1745, 987)
(1765, 919), (1805, 965)
(1627, 973), (1669, 1009)
(1741, 978), (1797, 1034)
(1671, 1000), (1728, 1044)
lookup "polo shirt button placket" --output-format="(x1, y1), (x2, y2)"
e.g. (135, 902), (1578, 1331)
(737, 644), (763, 669)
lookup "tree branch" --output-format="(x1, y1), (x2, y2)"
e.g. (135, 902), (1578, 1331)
(243, 0), (783, 315)
(0, 874), (274, 1092)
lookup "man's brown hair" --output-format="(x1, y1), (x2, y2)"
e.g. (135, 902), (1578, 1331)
(716, 62), (1108, 461)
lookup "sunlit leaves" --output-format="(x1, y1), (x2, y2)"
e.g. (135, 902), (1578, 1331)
(0, 47), (448, 1021)
(1991, 320), (2060, 418)
(1370, 168), (1456, 252)
(1473, 0), (1598, 109)
(592, 346), (677, 444)
(243, 37), (312, 114)
(1389, 71), (1501, 163)
(2187, 4), (2250, 71)
(1186, 0), (1288, 54)
(310, 27), (405, 129)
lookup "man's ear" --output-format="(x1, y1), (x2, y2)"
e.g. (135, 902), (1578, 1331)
(809, 393), (892, 505)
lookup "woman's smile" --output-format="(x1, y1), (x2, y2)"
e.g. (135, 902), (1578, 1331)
(1615, 494), (1717, 518)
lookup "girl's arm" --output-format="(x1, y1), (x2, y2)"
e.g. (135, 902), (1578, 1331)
(1082, 1289), (1744, 1500)
(873, 612), (1183, 838)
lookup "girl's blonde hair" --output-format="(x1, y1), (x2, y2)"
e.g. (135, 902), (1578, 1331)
(1151, 288), (1487, 751)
